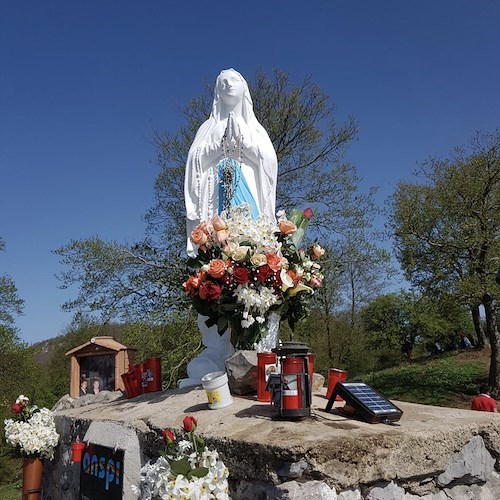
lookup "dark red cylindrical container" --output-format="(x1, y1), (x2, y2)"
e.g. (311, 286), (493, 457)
(326, 369), (348, 401)
(257, 352), (277, 402)
(143, 357), (162, 392)
(282, 357), (304, 410)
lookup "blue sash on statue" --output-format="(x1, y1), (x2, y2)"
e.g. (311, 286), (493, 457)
(218, 158), (259, 219)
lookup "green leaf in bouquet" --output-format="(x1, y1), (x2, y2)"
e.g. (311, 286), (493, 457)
(204, 315), (218, 328)
(289, 209), (310, 249)
(217, 316), (229, 335)
(170, 459), (192, 476)
(188, 467), (209, 479)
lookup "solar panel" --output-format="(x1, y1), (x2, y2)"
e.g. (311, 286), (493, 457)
(325, 381), (403, 424)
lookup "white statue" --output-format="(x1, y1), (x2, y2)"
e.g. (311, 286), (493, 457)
(179, 69), (278, 388)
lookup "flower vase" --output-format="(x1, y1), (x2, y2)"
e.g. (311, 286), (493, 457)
(22, 457), (43, 499)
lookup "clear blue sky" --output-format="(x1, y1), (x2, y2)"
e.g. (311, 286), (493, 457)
(1, 1), (498, 344)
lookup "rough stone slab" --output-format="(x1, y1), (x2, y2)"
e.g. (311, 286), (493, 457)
(277, 480), (337, 499)
(366, 480), (405, 500)
(337, 489), (362, 500)
(54, 387), (500, 491)
(442, 483), (497, 500)
(437, 435), (495, 486)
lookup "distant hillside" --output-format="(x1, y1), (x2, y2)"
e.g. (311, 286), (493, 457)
(31, 323), (129, 369)
(364, 347), (490, 409)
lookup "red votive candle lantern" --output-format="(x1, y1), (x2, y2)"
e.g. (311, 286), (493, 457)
(281, 357), (304, 410)
(71, 442), (86, 463)
(257, 352), (277, 402)
(326, 369), (348, 401)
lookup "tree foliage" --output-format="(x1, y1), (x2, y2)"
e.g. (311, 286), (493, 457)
(388, 130), (500, 388)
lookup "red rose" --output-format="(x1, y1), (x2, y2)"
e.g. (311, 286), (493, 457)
(256, 265), (274, 283)
(303, 207), (314, 219)
(199, 281), (222, 301)
(11, 403), (22, 414)
(233, 266), (250, 284)
(162, 429), (176, 445)
(183, 415), (198, 433)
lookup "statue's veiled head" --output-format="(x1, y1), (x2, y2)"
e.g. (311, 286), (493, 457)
(212, 69), (254, 122)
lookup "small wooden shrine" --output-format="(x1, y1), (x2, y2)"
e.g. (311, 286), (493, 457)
(65, 336), (136, 398)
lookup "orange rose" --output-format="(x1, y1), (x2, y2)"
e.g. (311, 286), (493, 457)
(208, 259), (226, 279)
(182, 272), (205, 296)
(279, 220), (297, 235)
(211, 215), (227, 232)
(266, 253), (282, 272)
(197, 221), (212, 234)
(190, 228), (208, 246)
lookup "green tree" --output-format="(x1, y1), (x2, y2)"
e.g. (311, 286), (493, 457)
(388, 131), (500, 388)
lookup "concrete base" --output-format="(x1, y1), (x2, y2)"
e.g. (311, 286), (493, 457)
(45, 386), (500, 499)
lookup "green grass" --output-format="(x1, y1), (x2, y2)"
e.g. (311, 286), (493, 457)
(0, 481), (21, 500)
(362, 352), (488, 406)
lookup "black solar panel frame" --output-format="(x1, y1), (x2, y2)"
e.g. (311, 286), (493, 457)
(325, 381), (403, 424)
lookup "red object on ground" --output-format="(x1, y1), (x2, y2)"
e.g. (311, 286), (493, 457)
(471, 394), (497, 412)
(326, 369), (348, 401)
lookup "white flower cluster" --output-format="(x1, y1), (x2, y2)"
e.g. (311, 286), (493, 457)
(233, 284), (281, 328)
(4, 408), (59, 460)
(134, 444), (229, 500)
(224, 204), (281, 255)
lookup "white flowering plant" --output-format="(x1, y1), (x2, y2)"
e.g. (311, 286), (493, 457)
(133, 416), (229, 500)
(4, 395), (59, 460)
(183, 204), (324, 349)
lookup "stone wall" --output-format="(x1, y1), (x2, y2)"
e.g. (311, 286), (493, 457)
(43, 389), (500, 499)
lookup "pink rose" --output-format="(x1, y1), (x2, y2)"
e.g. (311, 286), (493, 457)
(311, 244), (325, 259)
(266, 253), (282, 272)
(303, 207), (314, 219)
(309, 276), (323, 289)
(215, 229), (229, 243)
(190, 228), (208, 246)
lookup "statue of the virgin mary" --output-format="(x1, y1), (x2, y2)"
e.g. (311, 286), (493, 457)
(180, 69), (278, 387)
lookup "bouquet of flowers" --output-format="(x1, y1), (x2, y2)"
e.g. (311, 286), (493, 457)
(183, 204), (324, 349)
(134, 416), (229, 499)
(4, 395), (59, 460)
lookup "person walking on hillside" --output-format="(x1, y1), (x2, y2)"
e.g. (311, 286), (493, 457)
(471, 385), (498, 413)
